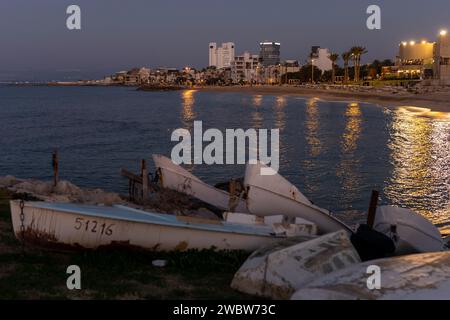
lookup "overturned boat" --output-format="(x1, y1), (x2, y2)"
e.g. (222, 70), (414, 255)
(10, 200), (315, 251)
(373, 205), (445, 254)
(231, 230), (360, 299)
(244, 162), (353, 235)
(291, 251), (450, 300)
(153, 154), (248, 213)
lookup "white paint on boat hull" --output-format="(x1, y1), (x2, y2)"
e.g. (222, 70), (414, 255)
(10, 201), (279, 251)
(231, 230), (360, 299)
(291, 251), (450, 300)
(244, 162), (353, 235)
(373, 205), (445, 254)
(153, 154), (248, 212)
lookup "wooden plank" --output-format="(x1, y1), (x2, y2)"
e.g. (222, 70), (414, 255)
(52, 150), (59, 187)
(141, 159), (148, 203)
(120, 168), (143, 184)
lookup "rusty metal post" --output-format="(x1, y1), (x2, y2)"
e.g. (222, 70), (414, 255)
(367, 190), (379, 228)
(52, 150), (59, 187)
(141, 159), (148, 203)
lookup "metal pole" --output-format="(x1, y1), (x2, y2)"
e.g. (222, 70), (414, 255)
(367, 190), (379, 228)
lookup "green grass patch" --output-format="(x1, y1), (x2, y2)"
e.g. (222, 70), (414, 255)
(0, 188), (253, 299)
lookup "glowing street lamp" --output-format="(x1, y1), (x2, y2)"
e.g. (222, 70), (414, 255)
(440, 29), (448, 36)
(410, 41), (415, 45)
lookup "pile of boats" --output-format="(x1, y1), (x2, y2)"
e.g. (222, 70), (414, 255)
(9, 154), (449, 299)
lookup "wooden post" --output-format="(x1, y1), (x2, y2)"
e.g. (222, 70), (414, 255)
(367, 190), (379, 228)
(52, 150), (59, 187)
(141, 159), (148, 203)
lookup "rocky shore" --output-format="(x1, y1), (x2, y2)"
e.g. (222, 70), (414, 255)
(0, 175), (220, 220)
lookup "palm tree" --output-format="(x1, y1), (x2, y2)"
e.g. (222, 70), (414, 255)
(350, 46), (368, 82)
(328, 53), (339, 83)
(341, 52), (352, 84)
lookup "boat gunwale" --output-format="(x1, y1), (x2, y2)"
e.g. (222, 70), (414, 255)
(11, 200), (279, 238)
(245, 183), (353, 233)
(155, 155), (249, 211)
(157, 164), (235, 198)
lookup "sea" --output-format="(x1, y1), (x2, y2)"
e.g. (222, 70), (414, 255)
(0, 85), (449, 231)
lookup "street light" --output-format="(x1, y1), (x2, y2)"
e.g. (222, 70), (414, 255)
(440, 29), (448, 36)
(311, 59), (315, 83)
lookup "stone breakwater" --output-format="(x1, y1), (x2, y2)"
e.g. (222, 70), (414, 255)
(0, 175), (220, 220)
(0, 175), (123, 205)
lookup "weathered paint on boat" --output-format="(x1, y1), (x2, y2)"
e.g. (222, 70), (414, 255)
(153, 154), (248, 212)
(291, 251), (450, 300)
(231, 230), (360, 299)
(10, 201), (285, 251)
(373, 205), (445, 254)
(244, 162), (353, 235)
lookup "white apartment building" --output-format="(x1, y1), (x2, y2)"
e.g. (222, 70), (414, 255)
(209, 42), (235, 69)
(231, 51), (260, 83)
(311, 46), (333, 72)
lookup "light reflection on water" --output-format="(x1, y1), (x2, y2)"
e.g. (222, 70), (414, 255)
(251, 95), (263, 129)
(181, 89), (196, 129)
(384, 107), (450, 224)
(0, 86), (448, 231)
(336, 103), (363, 207)
(304, 98), (323, 159)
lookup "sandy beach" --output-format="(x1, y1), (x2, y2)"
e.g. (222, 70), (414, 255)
(196, 85), (450, 114)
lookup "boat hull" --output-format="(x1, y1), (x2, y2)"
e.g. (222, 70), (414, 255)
(153, 154), (248, 212)
(291, 251), (450, 300)
(10, 201), (278, 251)
(373, 205), (444, 254)
(244, 163), (353, 235)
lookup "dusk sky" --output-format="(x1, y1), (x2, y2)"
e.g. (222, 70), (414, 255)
(1, 0), (449, 80)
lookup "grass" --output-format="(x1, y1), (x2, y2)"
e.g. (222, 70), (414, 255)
(0, 189), (253, 299)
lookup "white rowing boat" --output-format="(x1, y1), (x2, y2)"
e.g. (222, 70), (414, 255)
(373, 205), (445, 254)
(291, 251), (450, 300)
(10, 200), (313, 251)
(153, 154), (248, 212)
(244, 162), (353, 235)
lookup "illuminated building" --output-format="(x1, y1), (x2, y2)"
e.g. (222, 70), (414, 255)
(209, 42), (235, 69)
(259, 41), (281, 67)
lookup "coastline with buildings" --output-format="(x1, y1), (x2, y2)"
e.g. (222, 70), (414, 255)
(8, 29), (450, 113)
(196, 84), (450, 114)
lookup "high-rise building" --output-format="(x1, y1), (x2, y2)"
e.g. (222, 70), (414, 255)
(310, 46), (332, 72)
(259, 41), (281, 66)
(209, 42), (235, 69)
(209, 43), (217, 67)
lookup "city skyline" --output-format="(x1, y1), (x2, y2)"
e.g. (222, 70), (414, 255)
(1, 0), (449, 80)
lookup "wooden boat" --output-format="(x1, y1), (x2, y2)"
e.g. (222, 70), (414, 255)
(373, 205), (445, 254)
(10, 200), (311, 251)
(244, 162), (353, 235)
(153, 154), (248, 213)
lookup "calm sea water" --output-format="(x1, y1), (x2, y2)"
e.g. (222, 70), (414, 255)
(0, 85), (449, 229)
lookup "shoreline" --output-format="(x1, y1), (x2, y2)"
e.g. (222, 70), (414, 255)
(4, 82), (450, 114)
(195, 85), (450, 114)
